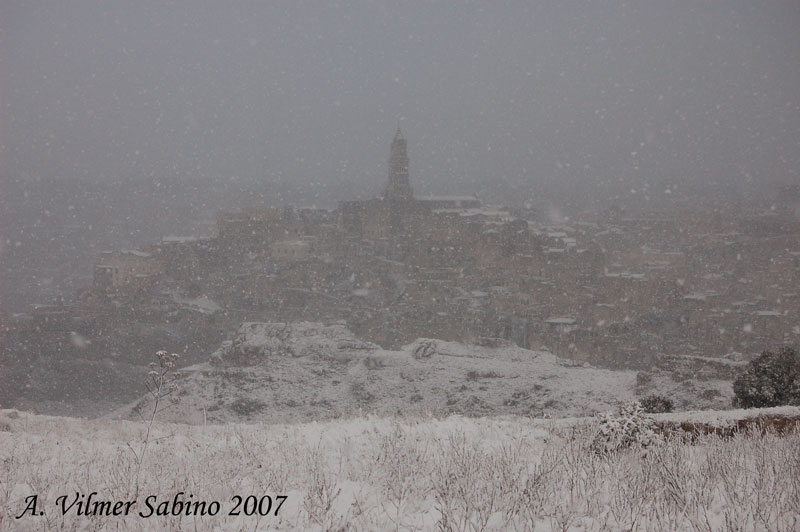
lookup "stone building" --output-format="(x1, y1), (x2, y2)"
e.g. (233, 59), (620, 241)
(94, 249), (162, 289)
(338, 127), (487, 243)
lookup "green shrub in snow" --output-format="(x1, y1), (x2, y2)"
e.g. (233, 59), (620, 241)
(733, 346), (800, 408)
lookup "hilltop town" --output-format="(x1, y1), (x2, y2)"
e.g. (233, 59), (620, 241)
(2, 129), (799, 414)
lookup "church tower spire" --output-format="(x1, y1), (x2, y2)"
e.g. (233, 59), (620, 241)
(385, 126), (413, 201)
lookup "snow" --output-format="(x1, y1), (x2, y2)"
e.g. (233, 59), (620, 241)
(418, 195), (479, 202)
(604, 272), (646, 279)
(2, 406), (798, 531)
(172, 294), (222, 314)
(678, 354), (748, 367)
(162, 236), (201, 243)
(544, 317), (576, 325)
(683, 293), (707, 301)
(119, 249), (152, 257)
(655, 405), (800, 425)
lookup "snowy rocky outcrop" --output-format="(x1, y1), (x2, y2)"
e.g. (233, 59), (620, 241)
(210, 321), (379, 366)
(115, 321), (734, 424)
(412, 338), (439, 359)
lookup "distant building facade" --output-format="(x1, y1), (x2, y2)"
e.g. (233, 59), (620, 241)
(338, 127), (483, 241)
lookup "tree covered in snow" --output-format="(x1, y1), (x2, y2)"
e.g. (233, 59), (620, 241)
(733, 346), (800, 408)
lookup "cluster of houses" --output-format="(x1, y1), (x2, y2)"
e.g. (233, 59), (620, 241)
(19, 130), (800, 369)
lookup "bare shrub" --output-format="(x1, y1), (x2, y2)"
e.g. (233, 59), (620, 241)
(591, 401), (658, 455)
(363, 356), (384, 370)
(350, 381), (374, 403)
(129, 350), (181, 497)
(229, 397), (266, 416)
(465, 370), (503, 381)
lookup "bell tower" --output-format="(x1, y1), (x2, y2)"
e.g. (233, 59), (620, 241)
(385, 126), (413, 201)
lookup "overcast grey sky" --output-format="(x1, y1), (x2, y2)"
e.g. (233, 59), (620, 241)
(2, 1), (799, 196)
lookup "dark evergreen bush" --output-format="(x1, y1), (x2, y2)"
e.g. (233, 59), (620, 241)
(733, 346), (800, 408)
(640, 394), (674, 413)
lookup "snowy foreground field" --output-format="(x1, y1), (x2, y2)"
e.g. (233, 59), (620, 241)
(1, 408), (799, 531)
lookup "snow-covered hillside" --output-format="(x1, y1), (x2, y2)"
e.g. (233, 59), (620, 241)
(111, 321), (733, 424)
(2, 407), (799, 531)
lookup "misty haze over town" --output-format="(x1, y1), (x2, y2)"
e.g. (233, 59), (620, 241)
(1, 2), (800, 531)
